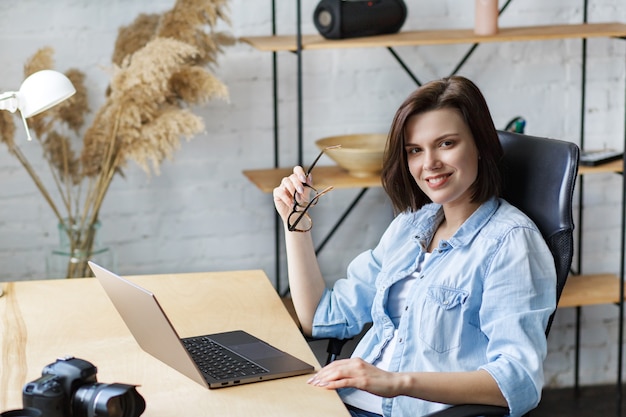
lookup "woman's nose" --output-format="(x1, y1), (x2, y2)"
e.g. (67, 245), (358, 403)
(423, 150), (441, 171)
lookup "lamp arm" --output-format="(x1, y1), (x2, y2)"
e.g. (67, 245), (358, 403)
(0, 91), (34, 141)
(0, 92), (19, 113)
(19, 109), (34, 141)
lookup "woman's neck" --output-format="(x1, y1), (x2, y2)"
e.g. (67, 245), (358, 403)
(441, 200), (481, 231)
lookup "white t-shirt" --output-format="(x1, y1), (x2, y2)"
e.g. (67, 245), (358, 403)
(343, 252), (431, 413)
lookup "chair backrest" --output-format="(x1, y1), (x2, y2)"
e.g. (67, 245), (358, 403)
(497, 131), (579, 334)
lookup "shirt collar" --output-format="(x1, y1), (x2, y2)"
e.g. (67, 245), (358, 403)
(411, 196), (500, 249)
(447, 196), (499, 248)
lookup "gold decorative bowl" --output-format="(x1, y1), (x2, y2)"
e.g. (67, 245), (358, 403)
(315, 134), (387, 178)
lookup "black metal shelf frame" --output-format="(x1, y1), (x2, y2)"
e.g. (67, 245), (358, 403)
(266, 1), (626, 414)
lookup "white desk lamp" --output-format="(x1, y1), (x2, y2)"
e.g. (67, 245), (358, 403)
(0, 69), (76, 141)
(0, 70), (75, 297)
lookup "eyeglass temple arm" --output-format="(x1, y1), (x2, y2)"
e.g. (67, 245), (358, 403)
(306, 145), (341, 176)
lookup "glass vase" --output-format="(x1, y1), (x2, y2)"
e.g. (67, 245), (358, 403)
(46, 219), (116, 279)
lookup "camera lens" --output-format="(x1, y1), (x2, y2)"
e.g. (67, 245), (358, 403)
(73, 383), (146, 417)
(0, 409), (42, 417)
(104, 396), (123, 417)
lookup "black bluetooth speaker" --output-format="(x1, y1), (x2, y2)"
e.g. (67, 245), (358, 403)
(313, 0), (407, 40)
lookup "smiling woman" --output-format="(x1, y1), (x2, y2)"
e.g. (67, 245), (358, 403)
(273, 76), (556, 417)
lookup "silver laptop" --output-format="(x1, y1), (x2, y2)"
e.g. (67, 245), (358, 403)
(89, 262), (314, 389)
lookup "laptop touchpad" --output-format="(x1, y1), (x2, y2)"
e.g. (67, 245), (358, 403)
(231, 342), (283, 360)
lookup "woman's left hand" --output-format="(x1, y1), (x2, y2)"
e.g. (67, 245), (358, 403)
(307, 358), (403, 398)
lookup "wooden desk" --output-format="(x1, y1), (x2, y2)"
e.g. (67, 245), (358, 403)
(0, 271), (348, 417)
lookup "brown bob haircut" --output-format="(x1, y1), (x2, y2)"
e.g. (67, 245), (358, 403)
(381, 76), (503, 214)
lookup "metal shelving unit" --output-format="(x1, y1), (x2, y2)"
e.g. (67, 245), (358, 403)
(241, 2), (626, 413)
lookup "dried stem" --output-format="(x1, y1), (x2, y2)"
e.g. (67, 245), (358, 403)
(8, 145), (64, 225)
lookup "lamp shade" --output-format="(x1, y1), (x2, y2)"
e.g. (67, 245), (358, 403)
(17, 70), (76, 118)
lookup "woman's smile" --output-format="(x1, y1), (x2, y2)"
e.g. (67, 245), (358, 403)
(424, 173), (452, 188)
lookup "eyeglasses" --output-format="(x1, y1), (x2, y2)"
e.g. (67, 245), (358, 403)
(287, 145), (341, 232)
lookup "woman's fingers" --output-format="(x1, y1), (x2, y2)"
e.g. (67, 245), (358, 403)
(307, 359), (366, 388)
(306, 358), (400, 397)
(293, 165), (308, 184)
(273, 166), (310, 222)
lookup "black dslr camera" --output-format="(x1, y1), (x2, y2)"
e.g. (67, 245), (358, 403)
(16, 357), (145, 417)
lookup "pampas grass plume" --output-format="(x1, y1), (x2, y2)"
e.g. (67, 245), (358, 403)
(0, 0), (232, 278)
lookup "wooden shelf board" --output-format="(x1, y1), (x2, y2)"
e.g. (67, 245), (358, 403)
(243, 165), (382, 193)
(559, 273), (624, 308)
(244, 157), (623, 193)
(240, 22), (626, 52)
(577, 158), (623, 175)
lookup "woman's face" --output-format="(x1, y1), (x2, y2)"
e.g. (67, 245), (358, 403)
(404, 108), (479, 210)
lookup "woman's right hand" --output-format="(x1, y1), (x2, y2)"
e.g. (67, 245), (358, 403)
(272, 166), (311, 225)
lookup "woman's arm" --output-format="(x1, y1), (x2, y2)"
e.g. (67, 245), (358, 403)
(273, 166), (326, 335)
(308, 358), (507, 407)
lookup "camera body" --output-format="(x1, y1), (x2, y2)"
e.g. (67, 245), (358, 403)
(23, 356), (96, 417)
(313, 0), (407, 39)
(21, 357), (145, 417)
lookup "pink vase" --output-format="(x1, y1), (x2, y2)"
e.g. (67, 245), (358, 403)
(474, 0), (499, 36)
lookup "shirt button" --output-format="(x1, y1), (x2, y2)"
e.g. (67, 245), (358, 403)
(399, 338), (403, 343)
(443, 300), (449, 305)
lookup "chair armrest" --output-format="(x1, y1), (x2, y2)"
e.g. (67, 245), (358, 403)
(423, 404), (509, 417)
(326, 337), (351, 364)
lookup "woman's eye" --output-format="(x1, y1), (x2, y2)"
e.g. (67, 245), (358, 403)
(407, 147), (421, 155)
(440, 140), (454, 148)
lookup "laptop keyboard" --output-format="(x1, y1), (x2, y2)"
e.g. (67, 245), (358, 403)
(182, 336), (269, 381)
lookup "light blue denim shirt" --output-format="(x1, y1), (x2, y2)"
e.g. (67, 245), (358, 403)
(312, 197), (556, 417)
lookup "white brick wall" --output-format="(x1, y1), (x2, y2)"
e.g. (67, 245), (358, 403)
(0, 0), (625, 389)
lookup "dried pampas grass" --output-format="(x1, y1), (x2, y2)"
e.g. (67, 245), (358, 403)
(0, 112), (16, 150)
(170, 66), (229, 104)
(128, 107), (205, 174)
(112, 14), (160, 66)
(23, 46), (54, 77)
(0, 0), (232, 278)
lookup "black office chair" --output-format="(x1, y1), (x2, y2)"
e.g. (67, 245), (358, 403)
(323, 131), (580, 417)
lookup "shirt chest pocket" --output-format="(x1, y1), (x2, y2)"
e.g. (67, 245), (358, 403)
(419, 286), (468, 353)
